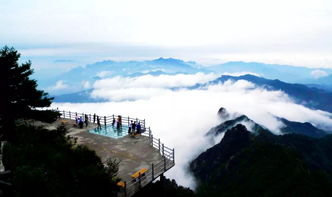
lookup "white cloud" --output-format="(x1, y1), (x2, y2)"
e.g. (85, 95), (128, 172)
(50, 80), (68, 90)
(3, 0), (331, 47)
(311, 69), (329, 79)
(91, 73), (219, 101)
(93, 73), (219, 89)
(52, 77), (332, 188)
(2, 0), (332, 68)
(221, 72), (261, 77)
(96, 71), (113, 78)
(92, 88), (172, 101)
(142, 69), (166, 74)
(81, 80), (91, 89)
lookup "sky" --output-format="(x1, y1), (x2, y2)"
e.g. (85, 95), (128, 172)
(1, 0), (332, 71)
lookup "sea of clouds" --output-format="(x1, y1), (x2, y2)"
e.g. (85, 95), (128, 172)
(52, 73), (332, 189)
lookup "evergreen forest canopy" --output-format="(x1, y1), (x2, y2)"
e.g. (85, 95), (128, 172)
(0, 46), (120, 196)
(0, 46), (53, 141)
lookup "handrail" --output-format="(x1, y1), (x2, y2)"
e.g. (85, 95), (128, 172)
(124, 156), (174, 197)
(56, 109), (175, 162)
(54, 109), (174, 197)
(56, 109), (146, 130)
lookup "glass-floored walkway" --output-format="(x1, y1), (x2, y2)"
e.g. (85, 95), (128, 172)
(89, 125), (129, 139)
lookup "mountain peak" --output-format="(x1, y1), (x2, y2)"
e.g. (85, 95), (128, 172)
(279, 117), (327, 138)
(152, 57), (186, 64)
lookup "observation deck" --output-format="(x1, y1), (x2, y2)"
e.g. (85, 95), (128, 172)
(59, 110), (175, 197)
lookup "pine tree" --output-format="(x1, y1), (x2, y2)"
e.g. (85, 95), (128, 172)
(0, 46), (53, 140)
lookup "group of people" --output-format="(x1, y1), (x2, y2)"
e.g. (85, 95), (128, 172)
(75, 114), (89, 128)
(128, 120), (142, 135)
(76, 113), (143, 136)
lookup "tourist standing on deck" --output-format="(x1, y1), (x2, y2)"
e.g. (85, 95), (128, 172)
(137, 122), (141, 134)
(85, 114), (89, 127)
(93, 113), (96, 123)
(116, 115), (122, 129)
(112, 117), (115, 127)
(131, 121), (136, 134)
(79, 116), (84, 128)
(128, 120), (133, 134)
(75, 115), (78, 123)
(97, 116), (101, 128)
(56, 107), (61, 119)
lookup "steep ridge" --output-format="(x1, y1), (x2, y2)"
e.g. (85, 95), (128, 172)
(208, 108), (328, 138)
(279, 118), (327, 138)
(190, 124), (332, 197)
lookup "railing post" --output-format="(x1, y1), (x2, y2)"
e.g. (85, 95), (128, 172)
(164, 156), (166, 171)
(138, 172), (141, 188)
(162, 144), (164, 156)
(89, 114), (91, 121)
(69, 111), (71, 119)
(149, 127), (151, 138)
(150, 128), (153, 146)
(158, 139), (160, 151)
(173, 148), (175, 164)
(152, 163), (154, 180)
(151, 135), (153, 146)
(63, 110), (65, 118)
(104, 116), (106, 126)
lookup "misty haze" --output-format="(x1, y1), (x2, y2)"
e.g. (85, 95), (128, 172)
(1, 0), (332, 196)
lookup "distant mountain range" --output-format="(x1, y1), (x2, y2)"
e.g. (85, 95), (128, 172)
(209, 61), (332, 86)
(61, 57), (203, 80)
(45, 57), (208, 94)
(54, 74), (332, 116)
(52, 89), (105, 103)
(40, 58), (332, 95)
(208, 74), (332, 113)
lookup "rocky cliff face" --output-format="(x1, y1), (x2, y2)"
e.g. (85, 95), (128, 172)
(208, 107), (328, 138)
(192, 124), (252, 182)
(190, 108), (332, 197)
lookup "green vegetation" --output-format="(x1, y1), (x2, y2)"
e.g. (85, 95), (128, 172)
(195, 142), (332, 197)
(3, 124), (119, 197)
(133, 177), (195, 197)
(0, 46), (119, 196)
(24, 109), (60, 123)
(191, 124), (332, 197)
(0, 46), (53, 141)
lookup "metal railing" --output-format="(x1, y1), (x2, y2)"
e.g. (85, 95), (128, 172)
(55, 109), (174, 197)
(58, 110), (146, 130)
(142, 130), (175, 163)
(123, 157), (174, 197)
(121, 130), (175, 196)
